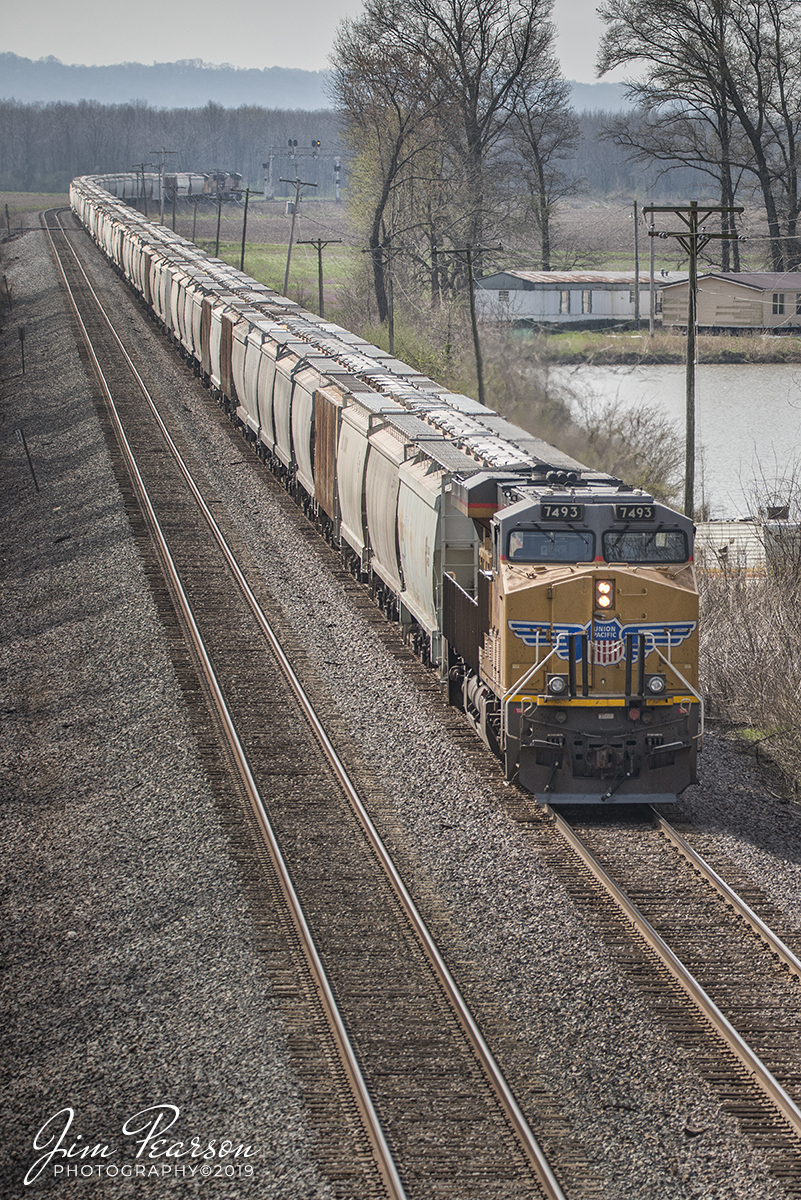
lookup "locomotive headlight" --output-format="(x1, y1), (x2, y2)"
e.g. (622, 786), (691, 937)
(595, 579), (614, 610)
(645, 674), (667, 695)
(547, 675), (568, 696)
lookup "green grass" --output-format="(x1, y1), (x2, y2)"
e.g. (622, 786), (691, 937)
(738, 727), (773, 742)
(198, 239), (358, 302)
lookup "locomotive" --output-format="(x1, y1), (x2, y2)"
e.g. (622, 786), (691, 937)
(69, 173), (701, 804)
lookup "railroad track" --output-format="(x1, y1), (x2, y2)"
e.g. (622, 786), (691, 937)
(43, 209), (584, 1200)
(541, 803), (801, 1195)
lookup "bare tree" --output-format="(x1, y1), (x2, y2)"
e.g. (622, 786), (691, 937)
(330, 13), (448, 320)
(333, 0), (564, 277)
(508, 66), (580, 269)
(598, 0), (801, 270)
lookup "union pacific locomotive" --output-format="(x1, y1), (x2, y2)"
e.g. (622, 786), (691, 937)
(70, 174), (701, 804)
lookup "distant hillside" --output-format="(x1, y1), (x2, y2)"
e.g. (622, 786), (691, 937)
(0, 53), (331, 110)
(569, 80), (631, 112)
(0, 52), (628, 113)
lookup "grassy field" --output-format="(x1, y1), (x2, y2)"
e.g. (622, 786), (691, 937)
(1, 192), (70, 231)
(201, 238), (359, 308)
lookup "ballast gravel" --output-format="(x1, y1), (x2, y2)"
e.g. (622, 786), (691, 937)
(1, 227), (336, 1199)
(3, 218), (800, 1199)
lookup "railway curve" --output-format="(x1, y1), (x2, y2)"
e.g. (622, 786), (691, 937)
(43, 207), (577, 1200)
(6, 196), (791, 1200)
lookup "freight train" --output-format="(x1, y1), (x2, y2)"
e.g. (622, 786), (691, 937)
(69, 173), (702, 804)
(101, 171), (243, 203)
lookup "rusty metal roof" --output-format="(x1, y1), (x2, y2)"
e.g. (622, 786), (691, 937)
(478, 270), (681, 288)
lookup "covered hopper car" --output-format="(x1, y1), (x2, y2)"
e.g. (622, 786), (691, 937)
(69, 173), (702, 804)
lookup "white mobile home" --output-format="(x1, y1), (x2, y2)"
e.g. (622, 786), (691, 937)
(475, 270), (674, 325)
(695, 517), (801, 573)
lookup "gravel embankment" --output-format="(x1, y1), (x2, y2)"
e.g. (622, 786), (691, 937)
(3, 218), (799, 1199)
(1, 226), (336, 1199)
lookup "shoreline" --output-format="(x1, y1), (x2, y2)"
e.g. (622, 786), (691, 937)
(513, 330), (801, 367)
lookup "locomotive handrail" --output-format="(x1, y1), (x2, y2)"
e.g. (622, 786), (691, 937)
(652, 647), (705, 744)
(500, 642), (559, 741)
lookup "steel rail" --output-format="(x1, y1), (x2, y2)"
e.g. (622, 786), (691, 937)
(549, 805), (801, 1140)
(48, 210), (567, 1200)
(44, 210), (407, 1200)
(653, 812), (801, 980)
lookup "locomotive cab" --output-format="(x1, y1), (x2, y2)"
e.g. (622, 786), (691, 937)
(450, 475), (701, 804)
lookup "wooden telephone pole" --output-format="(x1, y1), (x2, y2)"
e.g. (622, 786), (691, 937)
(447, 244), (502, 408)
(297, 238), (341, 318)
(643, 202), (743, 519)
(280, 176), (318, 295)
(150, 147), (177, 224)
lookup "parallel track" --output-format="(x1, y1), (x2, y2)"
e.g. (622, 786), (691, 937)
(44, 208), (572, 1200)
(547, 803), (801, 1193)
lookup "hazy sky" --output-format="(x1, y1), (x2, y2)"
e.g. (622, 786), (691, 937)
(2, 0), (625, 84)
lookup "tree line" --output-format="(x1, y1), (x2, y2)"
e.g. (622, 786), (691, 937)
(0, 96), (713, 207)
(0, 100), (342, 195)
(330, 0), (801, 318)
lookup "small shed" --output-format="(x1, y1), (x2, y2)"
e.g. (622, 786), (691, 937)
(661, 272), (801, 331)
(474, 270), (676, 325)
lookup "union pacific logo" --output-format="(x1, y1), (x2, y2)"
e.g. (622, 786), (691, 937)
(508, 619), (697, 659)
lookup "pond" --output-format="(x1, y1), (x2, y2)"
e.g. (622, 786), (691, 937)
(544, 362), (801, 518)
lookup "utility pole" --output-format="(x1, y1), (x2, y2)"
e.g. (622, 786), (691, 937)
(239, 189), (250, 272)
(280, 176), (318, 295)
(447, 244), (503, 409)
(150, 147), (177, 224)
(633, 200), (640, 327)
(206, 168), (226, 257)
(132, 163), (152, 218)
(649, 217), (655, 337)
(644, 201), (744, 519)
(387, 248), (394, 355)
(215, 191), (223, 258)
(297, 237), (342, 318)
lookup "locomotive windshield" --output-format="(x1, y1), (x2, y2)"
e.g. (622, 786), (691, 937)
(507, 528), (595, 563)
(603, 529), (688, 563)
